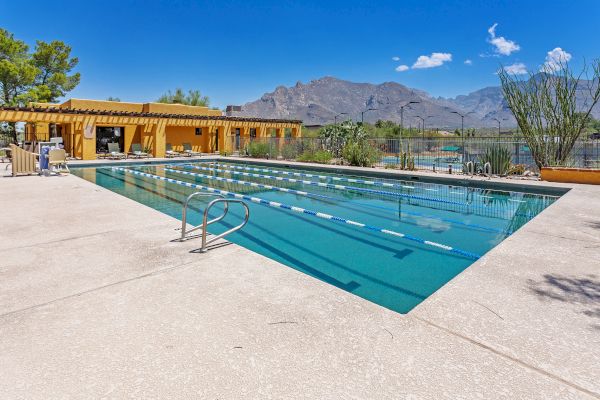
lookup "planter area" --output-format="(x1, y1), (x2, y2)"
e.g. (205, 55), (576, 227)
(541, 167), (600, 185)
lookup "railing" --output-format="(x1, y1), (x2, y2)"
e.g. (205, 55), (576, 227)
(179, 191), (250, 252)
(227, 136), (600, 174)
(9, 144), (38, 176)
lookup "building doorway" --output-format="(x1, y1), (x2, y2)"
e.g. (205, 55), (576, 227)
(96, 126), (124, 153)
(215, 128), (219, 152)
(234, 128), (241, 151)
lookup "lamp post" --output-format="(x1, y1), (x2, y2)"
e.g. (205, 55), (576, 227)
(385, 100), (420, 135)
(360, 108), (378, 124)
(414, 115), (435, 139)
(334, 112), (348, 125)
(449, 110), (475, 137)
(492, 117), (505, 136)
(447, 109), (475, 162)
(399, 102), (420, 134)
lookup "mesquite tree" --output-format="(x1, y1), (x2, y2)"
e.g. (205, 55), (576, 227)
(498, 60), (600, 168)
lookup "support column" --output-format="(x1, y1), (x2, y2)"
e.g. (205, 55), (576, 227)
(72, 121), (83, 159)
(276, 127), (286, 151)
(80, 116), (97, 160)
(153, 121), (166, 158)
(220, 123), (232, 153)
(143, 121), (166, 158)
(258, 125), (267, 139)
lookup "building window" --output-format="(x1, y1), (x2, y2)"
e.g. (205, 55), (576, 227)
(250, 128), (257, 138)
(195, 127), (202, 136)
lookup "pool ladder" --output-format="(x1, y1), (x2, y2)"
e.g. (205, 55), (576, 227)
(179, 191), (250, 252)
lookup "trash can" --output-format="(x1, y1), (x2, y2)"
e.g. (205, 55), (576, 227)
(40, 146), (50, 170)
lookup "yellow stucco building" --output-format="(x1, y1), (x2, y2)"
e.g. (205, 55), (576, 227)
(0, 99), (302, 160)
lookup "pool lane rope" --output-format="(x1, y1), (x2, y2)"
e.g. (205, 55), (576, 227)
(168, 165), (511, 235)
(202, 161), (417, 190)
(188, 162), (548, 219)
(204, 161), (560, 199)
(113, 167), (481, 260)
(175, 164), (468, 207)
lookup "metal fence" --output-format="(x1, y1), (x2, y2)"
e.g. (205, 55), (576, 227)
(229, 136), (600, 174)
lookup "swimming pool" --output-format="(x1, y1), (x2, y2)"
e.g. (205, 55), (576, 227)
(72, 160), (560, 313)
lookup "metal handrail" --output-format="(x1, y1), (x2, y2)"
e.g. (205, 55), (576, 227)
(180, 192), (228, 239)
(200, 198), (250, 253)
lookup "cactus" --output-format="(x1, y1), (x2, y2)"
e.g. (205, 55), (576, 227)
(479, 145), (511, 175)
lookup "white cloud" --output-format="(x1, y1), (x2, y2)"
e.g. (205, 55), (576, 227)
(412, 52), (452, 69)
(487, 23), (520, 56)
(464, 59), (473, 65)
(542, 47), (572, 71)
(503, 62), (528, 75)
(395, 64), (409, 72)
(392, 56), (400, 61)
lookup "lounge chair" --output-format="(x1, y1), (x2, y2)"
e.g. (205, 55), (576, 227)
(107, 143), (126, 159)
(182, 143), (201, 157)
(129, 143), (150, 159)
(48, 149), (69, 174)
(166, 143), (182, 158)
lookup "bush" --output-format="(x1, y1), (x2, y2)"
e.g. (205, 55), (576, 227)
(280, 143), (299, 160)
(297, 149), (332, 164)
(342, 139), (380, 167)
(507, 163), (526, 175)
(313, 150), (332, 163)
(246, 141), (270, 158)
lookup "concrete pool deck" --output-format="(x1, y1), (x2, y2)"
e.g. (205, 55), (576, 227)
(1, 160), (599, 399)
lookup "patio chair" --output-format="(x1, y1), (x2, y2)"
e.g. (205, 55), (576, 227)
(48, 149), (69, 174)
(129, 143), (150, 159)
(107, 143), (126, 159)
(2, 147), (12, 170)
(166, 143), (182, 158)
(182, 142), (201, 157)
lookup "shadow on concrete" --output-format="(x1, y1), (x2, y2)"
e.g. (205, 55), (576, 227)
(585, 220), (600, 231)
(528, 274), (600, 329)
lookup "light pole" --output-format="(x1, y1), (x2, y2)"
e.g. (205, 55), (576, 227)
(386, 99), (420, 135)
(492, 117), (505, 136)
(399, 102), (420, 134)
(360, 108), (378, 124)
(414, 115), (434, 139)
(334, 112), (348, 125)
(449, 110), (475, 137)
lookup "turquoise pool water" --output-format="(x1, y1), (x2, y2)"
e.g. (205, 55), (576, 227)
(72, 160), (559, 313)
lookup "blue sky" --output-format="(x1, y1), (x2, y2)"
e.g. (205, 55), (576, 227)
(2, 0), (599, 108)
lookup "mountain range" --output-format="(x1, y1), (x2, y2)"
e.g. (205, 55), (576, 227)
(236, 76), (600, 129)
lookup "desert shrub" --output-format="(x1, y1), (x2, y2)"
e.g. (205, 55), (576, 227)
(297, 149), (332, 164)
(507, 163), (526, 175)
(281, 142), (299, 160)
(342, 139), (380, 167)
(246, 141), (270, 158)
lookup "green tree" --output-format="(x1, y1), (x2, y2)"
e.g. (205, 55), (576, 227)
(499, 60), (600, 168)
(0, 29), (80, 143)
(157, 88), (210, 106)
(0, 28), (37, 106)
(31, 40), (80, 102)
(0, 29), (38, 143)
(106, 96), (121, 102)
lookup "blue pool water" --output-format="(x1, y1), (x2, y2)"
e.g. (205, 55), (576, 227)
(72, 160), (559, 313)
